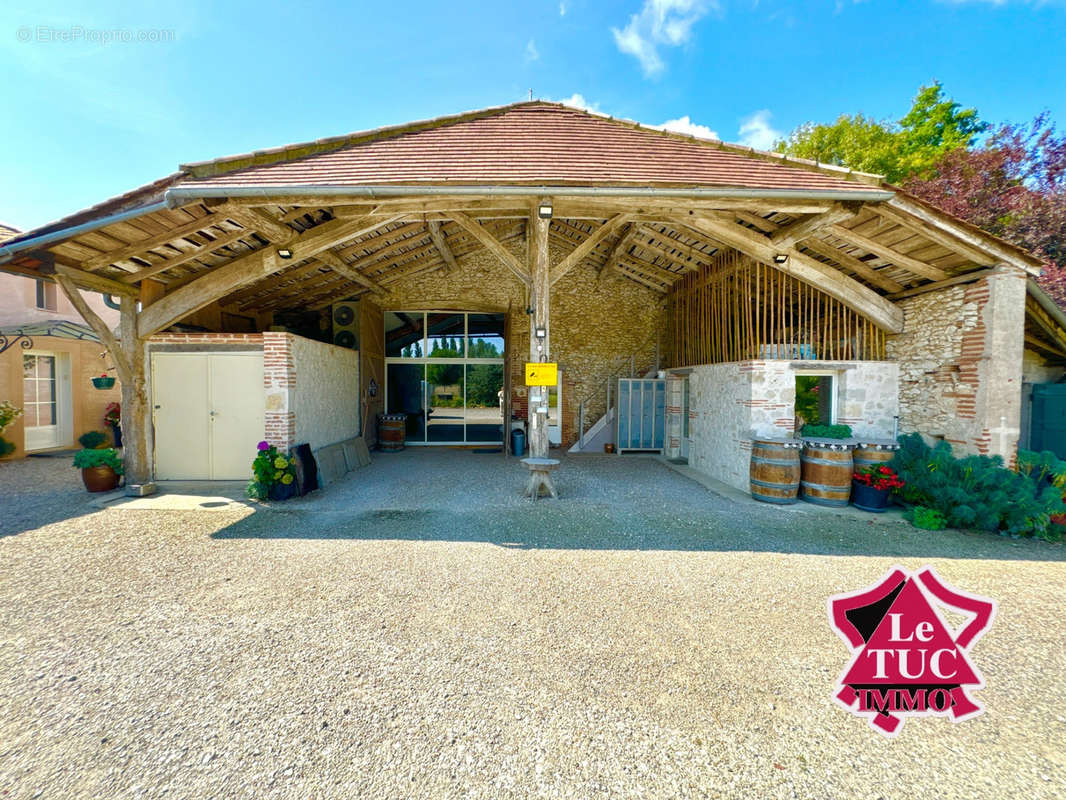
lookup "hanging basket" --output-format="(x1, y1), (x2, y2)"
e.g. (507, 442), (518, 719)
(91, 376), (116, 390)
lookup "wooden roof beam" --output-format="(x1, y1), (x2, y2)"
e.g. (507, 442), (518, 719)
(449, 212), (530, 284)
(117, 227), (255, 284)
(316, 250), (389, 297)
(771, 203), (861, 250)
(824, 223), (950, 282)
(427, 221), (458, 274)
(598, 223), (642, 283)
(679, 214), (904, 333)
(82, 211), (223, 272)
(139, 215), (388, 337)
(799, 238), (905, 294)
(549, 214), (631, 286)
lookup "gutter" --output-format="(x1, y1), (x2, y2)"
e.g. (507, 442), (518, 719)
(0, 183), (895, 265)
(0, 200), (170, 265)
(162, 184), (896, 205)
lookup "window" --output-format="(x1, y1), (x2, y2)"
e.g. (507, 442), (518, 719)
(795, 374), (836, 430)
(35, 280), (57, 311)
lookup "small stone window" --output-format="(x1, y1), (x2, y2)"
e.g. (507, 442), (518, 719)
(795, 373), (836, 429)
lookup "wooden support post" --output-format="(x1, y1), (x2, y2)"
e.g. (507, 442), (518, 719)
(528, 201), (551, 460)
(120, 295), (153, 486)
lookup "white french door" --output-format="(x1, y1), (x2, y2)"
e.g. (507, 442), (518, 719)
(22, 352), (72, 451)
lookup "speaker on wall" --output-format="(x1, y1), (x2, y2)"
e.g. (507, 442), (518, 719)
(332, 301), (360, 349)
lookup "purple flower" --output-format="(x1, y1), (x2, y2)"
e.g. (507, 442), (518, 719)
(257, 440), (270, 451)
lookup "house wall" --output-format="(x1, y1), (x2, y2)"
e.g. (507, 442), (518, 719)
(0, 273), (120, 328)
(1022, 348), (1065, 385)
(679, 360), (899, 492)
(383, 240), (664, 448)
(0, 336), (119, 459)
(290, 335), (360, 451)
(886, 269), (1026, 459)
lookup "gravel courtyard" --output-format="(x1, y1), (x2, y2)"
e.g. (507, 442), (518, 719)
(1, 451), (1064, 799)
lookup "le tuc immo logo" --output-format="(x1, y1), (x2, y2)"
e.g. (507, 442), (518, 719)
(828, 566), (996, 737)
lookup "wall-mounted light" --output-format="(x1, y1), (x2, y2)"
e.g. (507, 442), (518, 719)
(773, 254), (788, 264)
(537, 202), (553, 220)
(277, 247), (294, 259)
(535, 326), (547, 339)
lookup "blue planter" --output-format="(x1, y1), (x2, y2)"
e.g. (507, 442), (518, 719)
(852, 481), (891, 512)
(268, 481), (296, 501)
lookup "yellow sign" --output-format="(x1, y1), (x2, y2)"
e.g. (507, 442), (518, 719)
(525, 362), (558, 386)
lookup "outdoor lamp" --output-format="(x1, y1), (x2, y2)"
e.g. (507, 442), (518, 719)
(773, 253), (788, 264)
(277, 247), (294, 259)
(535, 326), (547, 340)
(537, 202), (553, 219)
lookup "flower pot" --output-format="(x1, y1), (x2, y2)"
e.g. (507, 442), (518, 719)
(268, 481), (296, 501)
(604, 443), (616, 454)
(81, 466), (120, 493)
(851, 481), (891, 512)
(91, 377), (116, 390)
(110, 423), (122, 449)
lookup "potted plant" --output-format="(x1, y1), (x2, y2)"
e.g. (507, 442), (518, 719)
(104, 402), (122, 448)
(247, 440), (297, 501)
(0, 400), (24, 458)
(73, 431), (123, 492)
(91, 372), (116, 390)
(851, 464), (905, 512)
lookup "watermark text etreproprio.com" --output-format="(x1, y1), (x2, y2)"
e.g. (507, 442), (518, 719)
(16, 25), (176, 45)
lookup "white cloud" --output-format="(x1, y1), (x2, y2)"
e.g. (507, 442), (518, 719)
(559, 2), (567, 15)
(525, 39), (540, 61)
(652, 115), (719, 140)
(611, 0), (713, 77)
(556, 93), (602, 113)
(737, 109), (782, 150)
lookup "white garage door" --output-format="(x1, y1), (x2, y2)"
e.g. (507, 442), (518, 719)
(152, 352), (265, 480)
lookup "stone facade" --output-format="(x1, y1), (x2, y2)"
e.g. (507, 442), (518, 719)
(678, 359), (899, 492)
(381, 241), (664, 448)
(290, 334), (360, 451)
(886, 270), (1026, 459)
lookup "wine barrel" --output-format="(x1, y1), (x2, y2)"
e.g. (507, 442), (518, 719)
(853, 441), (899, 471)
(378, 414), (407, 452)
(800, 441), (854, 507)
(750, 439), (802, 504)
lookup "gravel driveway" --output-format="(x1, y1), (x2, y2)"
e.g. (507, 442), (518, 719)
(1, 452), (1064, 799)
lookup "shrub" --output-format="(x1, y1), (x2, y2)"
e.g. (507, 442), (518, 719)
(78, 430), (109, 449)
(908, 506), (947, 530)
(891, 433), (1065, 540)
(73, 447), (124, 474)
(800, 423), (853, 439)
(0, 400), (23, 434)
(0, 436), (14, 458)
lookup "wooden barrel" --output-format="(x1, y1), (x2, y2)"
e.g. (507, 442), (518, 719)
(853, 441), (899, 471)
(378, 414), (407, 452)
(800, 441), (854, 507)
(750, 439), (802, 504)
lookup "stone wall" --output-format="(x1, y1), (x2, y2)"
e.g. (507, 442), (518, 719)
(382, 240), (665, 448)
(1022, 348), (1065, 385)
(886, 270), (1026, 459)
(290, 335), (360, 451)
(681, 359), (899, 491)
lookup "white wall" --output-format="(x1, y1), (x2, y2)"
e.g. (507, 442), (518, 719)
(685, 360), (899, 492)
(291, 335), (360, 451)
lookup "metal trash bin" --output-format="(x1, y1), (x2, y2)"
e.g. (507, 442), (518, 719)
(510, 428), (526, 457)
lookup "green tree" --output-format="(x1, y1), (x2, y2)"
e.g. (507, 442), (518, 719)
(775, 83), (986, 183)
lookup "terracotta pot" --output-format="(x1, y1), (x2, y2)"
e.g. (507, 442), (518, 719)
(604, 443), (616, 454)
(81, 466), (120, 493)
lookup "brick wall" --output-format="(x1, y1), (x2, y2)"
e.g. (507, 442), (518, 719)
(886, 270), (1026, 459)
(262, 332), (296, 450)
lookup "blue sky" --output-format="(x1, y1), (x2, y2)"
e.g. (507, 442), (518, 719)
(1, 0), (1064, 231)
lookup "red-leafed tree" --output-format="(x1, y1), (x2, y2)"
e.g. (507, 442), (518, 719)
(904, 115), (1066, 304)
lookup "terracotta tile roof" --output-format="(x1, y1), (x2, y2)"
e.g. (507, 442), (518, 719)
(0, 222), (20, 243)
(179, 103), (878, 193)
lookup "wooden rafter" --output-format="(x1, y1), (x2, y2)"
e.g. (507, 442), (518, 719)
(117, 227), (254, 284)
(679, 214), (904, 333)
(799, 238), (905, 294)
(597, 223), (642, 283)
(213, 203), (294, 242)
(427, 221), (458, 274)
(549, 214), (631, 286)
(83, 211), (223, 271)
(770, 203), (861, 250)
(824, 223), (950, 282)
(449, 212), (530, 283)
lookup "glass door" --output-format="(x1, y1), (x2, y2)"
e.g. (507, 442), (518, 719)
(23, 353), (60, 451)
